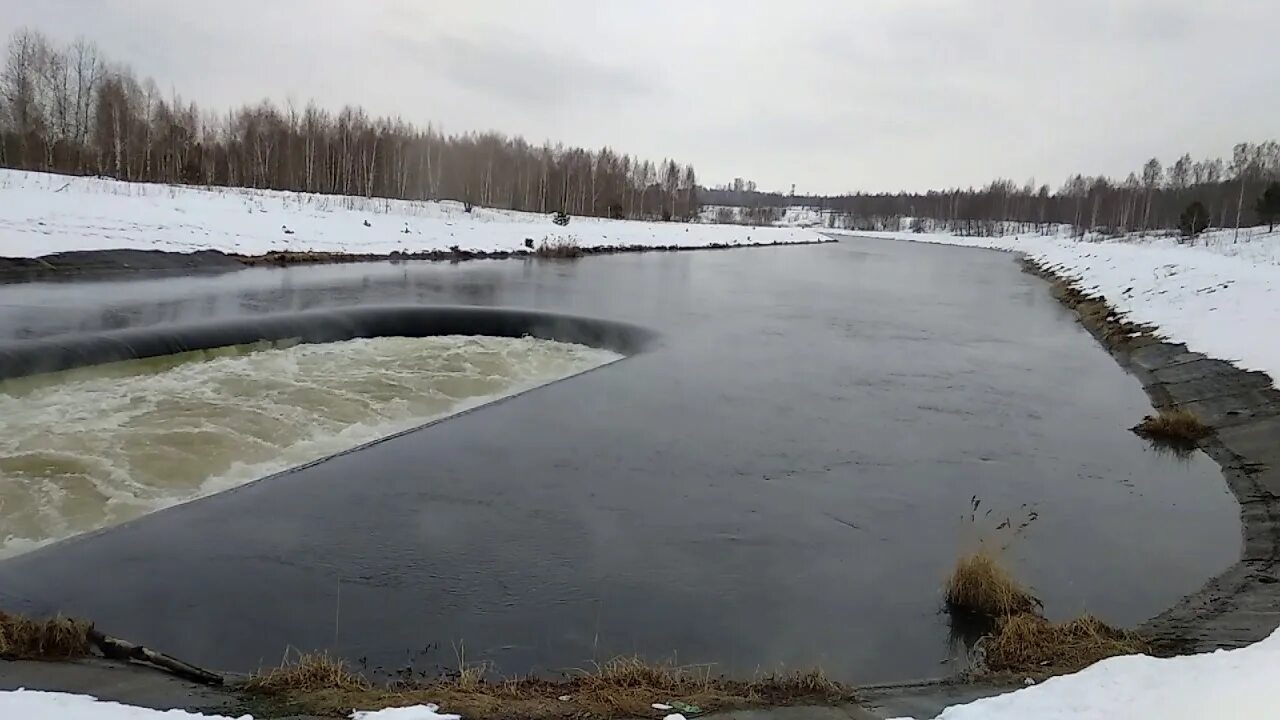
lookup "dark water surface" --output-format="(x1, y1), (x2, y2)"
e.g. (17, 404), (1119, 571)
(0, 237), (1239, 683)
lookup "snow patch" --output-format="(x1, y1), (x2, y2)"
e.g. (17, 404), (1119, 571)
(888, 627), (1280, 719)
(0, 690), (465, 720)
(352, 705), (460, 720)
(0, 689), (249, 719)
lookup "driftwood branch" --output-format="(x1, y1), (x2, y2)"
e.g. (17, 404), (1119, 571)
(87, 628), (224, 686)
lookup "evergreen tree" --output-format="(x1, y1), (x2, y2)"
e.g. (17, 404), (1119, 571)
(1179, 200), (1210, 239)
(1255, 182), (1280, 232)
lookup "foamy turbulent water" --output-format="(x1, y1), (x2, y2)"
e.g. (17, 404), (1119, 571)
(0, 335), (620, 557)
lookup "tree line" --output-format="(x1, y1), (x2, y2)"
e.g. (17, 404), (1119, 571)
(708, 144), (1280, 238)
(0, 28), (701, 221)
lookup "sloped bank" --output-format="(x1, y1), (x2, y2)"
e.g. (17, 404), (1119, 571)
(0, 237), (836, 282)
(852, 256), (1280, 719)
(1021, 257), (1280, 654)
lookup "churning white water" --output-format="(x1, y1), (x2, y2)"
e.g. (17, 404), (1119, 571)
(0, 335), (620, 557)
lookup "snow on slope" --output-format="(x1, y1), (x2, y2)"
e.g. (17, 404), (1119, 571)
(839, 227), (1280, 386)
(890, 627), (1280, 719)
(0, 689), (459, 719)
(0, 170), (823, 259)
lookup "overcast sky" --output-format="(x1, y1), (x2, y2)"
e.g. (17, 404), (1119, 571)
(4, 0), (1276, 194)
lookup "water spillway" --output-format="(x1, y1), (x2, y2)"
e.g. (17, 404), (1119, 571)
(0, 333), (621, 556)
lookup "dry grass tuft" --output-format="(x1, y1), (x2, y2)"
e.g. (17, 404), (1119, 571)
(245, 649), (371, 693)
(535, 236), (583, 258)
(744, 668), (847, 702)
(578, 655), (700, 691)
(982, 613), (1150, 675)
(243, 653), (852, 720)
(452, 662), (487, 692)
(0, 610), (92, 661)
(1132, 408), (1212, 444)
(945, 548), (1041, 618)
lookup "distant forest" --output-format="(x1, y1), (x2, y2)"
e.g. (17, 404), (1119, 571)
(0, 29), (700, 221)
(708, 141), (1280, 236)
(3, 29), (1277, 236)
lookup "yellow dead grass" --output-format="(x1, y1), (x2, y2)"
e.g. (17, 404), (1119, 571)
(244, 652), (851, 719)
(944, 547), (1041, 618)
(982, 613), (1150, 675)
(0, 610), (92, 661)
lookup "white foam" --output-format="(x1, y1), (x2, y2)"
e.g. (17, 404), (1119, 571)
(0, 335), (620, 557)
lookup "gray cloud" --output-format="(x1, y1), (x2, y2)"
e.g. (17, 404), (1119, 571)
(2, 0), (1276, 193)
(406, 32), (652, 108)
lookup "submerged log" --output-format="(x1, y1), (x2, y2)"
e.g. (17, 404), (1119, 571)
(87, 628), (223, 686)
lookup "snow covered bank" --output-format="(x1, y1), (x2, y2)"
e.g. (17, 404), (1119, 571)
(0, 689), (458, 719)
(0, 690), (247, 720)
(841, 227), (1280, 386)
(889, 627), (1280, 719)
(0, 170), (824, 259)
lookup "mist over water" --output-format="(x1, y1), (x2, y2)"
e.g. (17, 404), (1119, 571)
(0, 335), (620, 557)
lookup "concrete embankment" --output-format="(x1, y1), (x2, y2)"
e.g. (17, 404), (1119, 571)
(1022, 257), (1280, 653)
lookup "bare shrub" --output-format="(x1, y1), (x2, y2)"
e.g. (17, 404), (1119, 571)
(535, 236), (582, 258)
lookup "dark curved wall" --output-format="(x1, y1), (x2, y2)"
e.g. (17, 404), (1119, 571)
(0, 305), (657, 380)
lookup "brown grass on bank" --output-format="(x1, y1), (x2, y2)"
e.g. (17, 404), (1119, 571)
(0, 610), (92, 661)
(243, 653), (852, 720)
(1028, 261), (1159, 350)
(982, 613), (1150, 676)
(944, 547), (1041, 618)
(237, 251), (374, 267)
(1132, 408), (1212, 444)
(535, 236), (583, 258)
(245, 649), (372, 693)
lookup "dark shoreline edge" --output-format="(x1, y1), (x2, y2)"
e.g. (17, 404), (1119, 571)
(0, 305), (657, 381)
(0, 238), (836, 284)
(1019, 257), (1280, 654)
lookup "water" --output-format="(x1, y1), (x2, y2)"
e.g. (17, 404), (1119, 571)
(0, 237), (1241, 683)
(0, 336), (620, 557)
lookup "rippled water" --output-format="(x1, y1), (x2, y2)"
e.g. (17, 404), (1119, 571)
(0, 335), (620, 556)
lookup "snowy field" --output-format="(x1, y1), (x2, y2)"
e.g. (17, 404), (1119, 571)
(0, 170), (824, 259)
(839, 225), (1280, 388)
(4, 629), (1278, 718)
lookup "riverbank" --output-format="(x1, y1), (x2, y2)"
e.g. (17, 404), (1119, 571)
(836, 227), (1280, 654)
(0, 169), (827, 281)
(836, 227), (1280, 386)
(2, 654), (1007, 720)
(845, 239), (1280, 717)
(0, 238), (833, 283)
(1018, 258), (1280, 654)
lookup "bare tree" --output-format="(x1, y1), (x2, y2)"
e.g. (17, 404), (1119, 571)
(1231, 143), (1256, 242)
